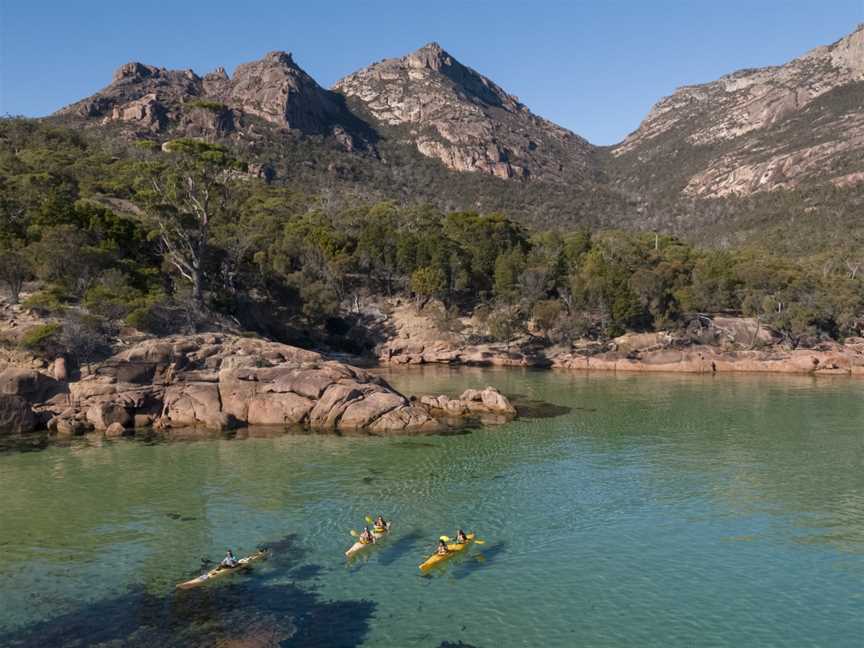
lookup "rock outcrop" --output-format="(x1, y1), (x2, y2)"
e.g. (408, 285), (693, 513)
(613, 25), (864, 198)
(55, 52), (374, 151)
(334, 42), (598, 183)
(379, 339), (549, 368)
(551, 343), (864, 375)
(371, 305), (864, 376)
(1, 335), (516, 437)
(420, 387), (518, 418)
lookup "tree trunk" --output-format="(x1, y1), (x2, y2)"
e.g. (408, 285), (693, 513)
(192, 270), (204, 307)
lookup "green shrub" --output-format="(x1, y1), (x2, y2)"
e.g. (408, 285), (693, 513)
(22, 290), (67, 316)
(186, 99), (227, 112)
(20, 323), (60, 352)
(83, 270), (146, 320)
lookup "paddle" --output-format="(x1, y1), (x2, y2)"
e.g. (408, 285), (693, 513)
(350, 529), (375, 543)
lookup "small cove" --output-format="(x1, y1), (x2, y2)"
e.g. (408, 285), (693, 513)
(1, 367), (862, 647)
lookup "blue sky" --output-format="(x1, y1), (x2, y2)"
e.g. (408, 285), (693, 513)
(1, 1), (861, 144)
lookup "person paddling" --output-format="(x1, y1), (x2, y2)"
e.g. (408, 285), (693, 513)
(436, 538), (450, 555)
(219, 549), (238, 570)
(455, 529), (468, 544)
(374, 515), (388, 532)
(359, 527), (375, 544)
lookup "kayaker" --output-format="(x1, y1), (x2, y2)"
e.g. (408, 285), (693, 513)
(219, 549), (238, 570)
(436, 539), (450, 555)
(374, 515), (388, 531)
(360, 527), (375, 544)
(456, 529), (468, 543)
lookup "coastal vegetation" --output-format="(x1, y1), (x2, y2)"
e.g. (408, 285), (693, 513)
(1, 118), (863, 370)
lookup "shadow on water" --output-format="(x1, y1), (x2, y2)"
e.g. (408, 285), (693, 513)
(391, 440), (440, 449)
(450, 541), (507, 581)
(288, 564), (326, 582)
(0, 433), (51, 454)
(377, 529), (425, 566)
(439, 642), (480, 648)
(165, 513), (197, 522)
(3, 532), (374, 648)
(514, 399), (573, 419)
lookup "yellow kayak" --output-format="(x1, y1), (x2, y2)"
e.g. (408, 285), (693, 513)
(176, 549), (267, 589)
(419, 533), (475, 571)
(345, 523), (391, 557)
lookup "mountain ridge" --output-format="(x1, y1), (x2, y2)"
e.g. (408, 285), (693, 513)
(42, 24), (864, 244)
(610, 24), (864, 199)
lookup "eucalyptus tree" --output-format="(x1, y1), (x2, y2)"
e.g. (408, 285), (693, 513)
(135, 139), (245, 308)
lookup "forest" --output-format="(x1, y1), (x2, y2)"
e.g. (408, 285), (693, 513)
(1, 118), (862, 364)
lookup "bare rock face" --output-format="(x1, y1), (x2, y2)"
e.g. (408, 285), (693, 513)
(0, 368), (65, 403)
(0, 395), (37, 434)
(55, 52), (374, 151)
(613, 25), (864, 198)
(334, 42), (597, 183)
(3, 334), (515, 437)
(229, 51), (348, 136)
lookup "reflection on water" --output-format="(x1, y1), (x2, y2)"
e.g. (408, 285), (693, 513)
(1, 367), (862, 647)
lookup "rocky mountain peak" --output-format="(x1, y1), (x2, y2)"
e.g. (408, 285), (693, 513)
(407, 41), (452, 70)
(55, 50), (375, 152)
(112, 62), (161, 83)
(258, 50), (297, 68)
(334, 44), (595, 182)
(819, 23), (864, 75)
(205, 66), (229, 81)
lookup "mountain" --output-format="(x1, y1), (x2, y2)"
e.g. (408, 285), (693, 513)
(54, 51), (376, 152)
(334, 42), (599, 183)
(611, 25), (864, 200)
(44, 26), (864, 250)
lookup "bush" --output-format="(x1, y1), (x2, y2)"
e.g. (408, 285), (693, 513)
(125, 295), (188, 335)
(186, 99), (228, 112)
(20, 323), (61, 352)
(487, 305), (525, 343)
(22, 290), (67, 317)
(532, 299), (562, 336)
(429, 303), (465, 336)
(83, 270), (146, 320)
(410, 266), (446, 308)
(60, 312), (110, 367)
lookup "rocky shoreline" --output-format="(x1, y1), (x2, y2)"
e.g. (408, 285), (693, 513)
(375, 309), (864, 376)
(379, 339), (864, 375)
(0, 334), (516, 438)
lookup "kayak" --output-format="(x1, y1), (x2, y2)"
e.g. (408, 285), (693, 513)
(345, 523), (391, 557)
(419, 533), (475, 571)
(176, 549), (267, 589)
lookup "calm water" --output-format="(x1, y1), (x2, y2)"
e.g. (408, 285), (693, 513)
(0, 368), (862, 647)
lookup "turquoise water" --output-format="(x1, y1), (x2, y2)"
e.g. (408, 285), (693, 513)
(0, 368), (862, 647)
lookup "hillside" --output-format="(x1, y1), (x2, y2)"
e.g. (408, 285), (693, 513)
(611, 25), (864, 200)
(35, 24), (864, 250)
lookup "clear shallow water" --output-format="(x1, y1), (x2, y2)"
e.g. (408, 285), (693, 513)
(1, 368), (862, 647)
